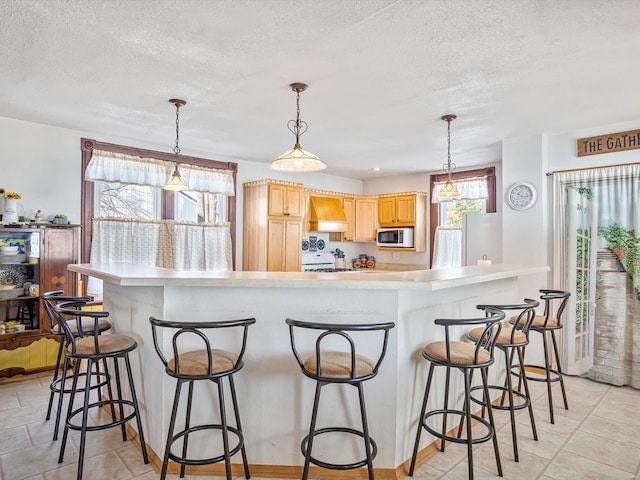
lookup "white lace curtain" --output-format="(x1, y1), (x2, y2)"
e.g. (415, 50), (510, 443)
(431, 176), (488, 202)
(431, 227), (462, 269)
(91, 218), (232, 271)
(86, 150), (235, 196)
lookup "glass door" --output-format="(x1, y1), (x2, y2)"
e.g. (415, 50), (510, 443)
(565, 187), (598, 375)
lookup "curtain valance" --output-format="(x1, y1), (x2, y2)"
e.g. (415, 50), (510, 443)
(431, 176), (488, 202)
(85, 150), (235, 196)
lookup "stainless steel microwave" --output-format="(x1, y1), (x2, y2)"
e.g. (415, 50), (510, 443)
(376, 227), (414, 248)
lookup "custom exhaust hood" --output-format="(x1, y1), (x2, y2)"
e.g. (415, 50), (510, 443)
(309, 196), (348, 233)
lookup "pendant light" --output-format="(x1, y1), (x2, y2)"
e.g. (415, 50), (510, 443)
(163, 98), (189, 191)
(437, 114), (461, 201)
(271, 83), (327, 172)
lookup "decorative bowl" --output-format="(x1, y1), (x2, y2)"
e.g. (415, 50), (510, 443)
(0, 284), (15, 291)
(0, 246), (19, 254)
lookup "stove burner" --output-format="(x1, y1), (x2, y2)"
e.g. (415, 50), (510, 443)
(305, 268), (357, 273)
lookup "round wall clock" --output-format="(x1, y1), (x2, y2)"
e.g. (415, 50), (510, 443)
(507, 182), (537, 210)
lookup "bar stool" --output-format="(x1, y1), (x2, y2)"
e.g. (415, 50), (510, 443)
(54, 303), (148, 480)
(42, 290), (112, 440)
(149, 316), (256, 480)
(510, 289), (571, 424)
(466, 299), (539, 462)
(286, 318), (395, 480)
(409, 307), (504, 480)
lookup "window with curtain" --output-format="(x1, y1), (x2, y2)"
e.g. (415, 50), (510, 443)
(429, 167), (496, 267)
(80, 138), (238, 294)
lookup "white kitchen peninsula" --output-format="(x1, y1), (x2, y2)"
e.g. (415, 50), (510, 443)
(68, 263), (548, 479)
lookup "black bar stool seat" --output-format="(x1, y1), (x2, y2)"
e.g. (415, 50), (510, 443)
(508, 289), (571, 424)
(286, 318), (395, 480)
(150, 316), (256, 480)
(54, 303), (148, 480)
(466, 299), (540, 462)
(409, 307), (505, 480)
(42, 291), (112, 441)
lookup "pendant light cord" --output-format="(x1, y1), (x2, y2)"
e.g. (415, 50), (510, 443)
(174, 103), (181, 156)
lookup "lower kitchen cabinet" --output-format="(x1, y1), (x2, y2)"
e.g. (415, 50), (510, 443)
(267, 218), (302, 271)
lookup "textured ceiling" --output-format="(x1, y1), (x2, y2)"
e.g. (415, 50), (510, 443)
(1, 0), (639, 179)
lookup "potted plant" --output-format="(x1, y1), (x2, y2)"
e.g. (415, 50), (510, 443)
(52, 214), (69, 225)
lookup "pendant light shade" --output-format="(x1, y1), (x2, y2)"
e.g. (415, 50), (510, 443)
(163, 98), (189, 191)
(271, 83), (327, 172)
(437, 114), (461, 202)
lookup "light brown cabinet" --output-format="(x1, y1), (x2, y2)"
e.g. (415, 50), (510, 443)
(0, 226), (78, 377)
(268, 183), (303, 217)
(354, 196), (377, 242)
(243, 180), (303, 272)
(378, 194), (416, 226)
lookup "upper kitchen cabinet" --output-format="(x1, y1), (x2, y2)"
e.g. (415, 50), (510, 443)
(268, 182), (303, 217)
(378, 193), (417, 226)
(354, 196), (377, 242)
(327, 195), (355, 242)
(243, 180), (303, 272)
(377, 192), (427, 251)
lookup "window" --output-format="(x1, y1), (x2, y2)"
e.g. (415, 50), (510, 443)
(429, 167), (496, 265)
(80, 138), (238, 293)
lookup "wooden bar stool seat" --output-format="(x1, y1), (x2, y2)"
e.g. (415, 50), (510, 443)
(508, 289), (571, 424)
(466, 299), (540, 462)
(286, 318), (395, 480)
(42, 291), (112, 441)
(150, 316), (256, 480)
(53, 303), (148, 480)
(409, 307), (505, 480)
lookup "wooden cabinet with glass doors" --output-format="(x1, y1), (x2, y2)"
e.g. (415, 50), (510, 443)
(0, 226), (78, 377)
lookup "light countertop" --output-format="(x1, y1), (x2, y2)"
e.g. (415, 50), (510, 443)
(69, 262), (549, 291)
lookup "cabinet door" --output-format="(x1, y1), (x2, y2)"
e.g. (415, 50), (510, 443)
(301, 191), (310, 240)
(40, 228), (77, 331)
(394, 195), (416, 225)
(343, 196), (355, 241)
(286, 187), (303, 217)
(267, 218), (286, 271)
(283, 220), (302, 272)
(378, 197), (396, 226)
(268, 184), (288, 216)
(355, 197), (377, 242)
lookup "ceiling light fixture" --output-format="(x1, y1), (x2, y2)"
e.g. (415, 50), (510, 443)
(271, 82), (327, 172)
(163, 98), (189, 191)
(437, 114), (461, 201)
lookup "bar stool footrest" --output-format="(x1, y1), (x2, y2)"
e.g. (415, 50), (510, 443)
(516, 364), (563, 383)
(423, 409), (493, 445)
(50, 371), (110, 395)
(66, 399), (136, 432)
(301, 427), (377, 470)
(469, 384), (531, 411)
(168, 424), (244, 466)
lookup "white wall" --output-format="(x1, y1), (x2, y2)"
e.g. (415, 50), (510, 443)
(0, 115), (363, 269)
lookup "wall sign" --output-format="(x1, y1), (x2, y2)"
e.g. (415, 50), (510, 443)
(577, 128), (640, 157)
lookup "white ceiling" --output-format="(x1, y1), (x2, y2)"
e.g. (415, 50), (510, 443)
(1, 0), (640, 179)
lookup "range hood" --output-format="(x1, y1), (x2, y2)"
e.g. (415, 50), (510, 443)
(309, 196), (348, 233)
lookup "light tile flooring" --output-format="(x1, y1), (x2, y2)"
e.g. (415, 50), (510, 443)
(1, 371), (639, 479)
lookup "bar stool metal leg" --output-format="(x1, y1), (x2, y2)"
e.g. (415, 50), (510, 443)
(216, 379), (233, 480)
(302, 382), (323, 480)
(180, 380), (195, 478)
(112, 357), (127, 441)
(408, 363), (434, 476)
(228, 375), (251, 479)
(481, 367), (502, 477)
(550, 330), (569, 409)
(161, 380), (183, 480)
(46, 338), (65, 421)
(357, 382), (375, 480)
(124, 354), (149, 463)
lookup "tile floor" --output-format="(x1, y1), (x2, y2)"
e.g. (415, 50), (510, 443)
(1, 371), (639, 479)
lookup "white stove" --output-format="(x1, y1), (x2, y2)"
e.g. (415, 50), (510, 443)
(301, 251), (356, 272)
(301, 251), (335, 271)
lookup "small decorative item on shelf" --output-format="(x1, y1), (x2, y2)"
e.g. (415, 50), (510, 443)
(1, 188), (23, 224)
(52, 214), (69, 225)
